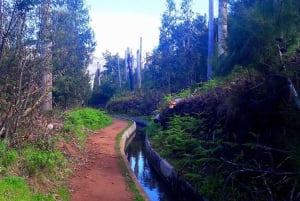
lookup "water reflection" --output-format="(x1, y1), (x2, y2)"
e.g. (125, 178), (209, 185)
(126, 131), (176, 201)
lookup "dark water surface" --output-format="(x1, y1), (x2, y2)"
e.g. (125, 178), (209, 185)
(126, 130), (176, 201)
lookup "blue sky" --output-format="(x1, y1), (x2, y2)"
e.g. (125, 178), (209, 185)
(85, 0), (217, 55)
(84, 0), (218, 74)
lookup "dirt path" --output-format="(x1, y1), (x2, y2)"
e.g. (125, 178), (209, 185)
(69, 118), (134, 201)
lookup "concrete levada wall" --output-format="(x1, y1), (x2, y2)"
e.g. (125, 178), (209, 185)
(119, 121), (150, 201)
(145, 136), (207, 201)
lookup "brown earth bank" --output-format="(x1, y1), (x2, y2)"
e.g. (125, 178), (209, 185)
(68, 118), (134, 201)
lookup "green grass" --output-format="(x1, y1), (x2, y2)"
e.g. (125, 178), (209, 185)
(0, 177), (31, 201)
(22, 147), (66, 176)
(63, 107), (112, 148)
(0, 108), (112, 201)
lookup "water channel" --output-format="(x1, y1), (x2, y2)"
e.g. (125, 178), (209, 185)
(125, 127), (177, 201)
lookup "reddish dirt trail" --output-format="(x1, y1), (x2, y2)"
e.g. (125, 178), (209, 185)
(69, 118), (134, 201)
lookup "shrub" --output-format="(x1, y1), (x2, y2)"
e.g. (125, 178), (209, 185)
(22, 147), (65, 176)
(0, 140), (18, 168)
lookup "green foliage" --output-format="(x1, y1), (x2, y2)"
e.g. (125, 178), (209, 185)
(0, 176), (57, 201)
(149, 114), (221, 194)
(63, 108), (112, 147)
(149, 72), (300, 200)
(145, 122), (160, 138)
(31, 193), (55, 201)
(218, 0), (300, 75)
(22, 147), (65, 176)
(106, 90), (163, 116)
(201, 79), (224, 91)
(52, 0), (95, 109)
(64, 108), (112, 131)
(56, 186), (70, 201)
(163, 93), (173, 103)
(0, 140), (17, 168)
(0, 177), (31, 201)
(149, 0), (208, 92)
(199, 175), (224, 200)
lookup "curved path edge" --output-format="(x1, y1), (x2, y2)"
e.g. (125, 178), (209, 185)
(119, 120), (151, 201)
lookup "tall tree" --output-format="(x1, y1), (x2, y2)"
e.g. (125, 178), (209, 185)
(222, 0), (300, 74)
(158, 0), (177, 93)
(0, 0), (56, 140)
(52, 0), (95, 109)
(218, 0), (227, 56)
(207, 0), (214, 80)
(127, 49), (134, 91)
(40, 0), (53, 112)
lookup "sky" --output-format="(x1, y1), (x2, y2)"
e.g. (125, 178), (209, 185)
(84, 0), (218, 73)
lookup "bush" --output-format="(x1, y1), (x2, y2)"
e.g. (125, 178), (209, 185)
(22, 147), (65, 176)
(0, 140), (18, 168)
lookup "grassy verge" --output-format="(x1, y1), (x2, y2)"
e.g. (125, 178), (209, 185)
(63, 107), (112, 149)
(0, 107), (112, 201)
(115, 121), (145, 201)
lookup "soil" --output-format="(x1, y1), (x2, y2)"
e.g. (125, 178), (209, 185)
(69, 118), (134, 201)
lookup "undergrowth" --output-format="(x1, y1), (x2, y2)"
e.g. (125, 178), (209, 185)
(147, 71), (300, 201)
(63, 107), (112, 148)
(0, 107), (112, 201)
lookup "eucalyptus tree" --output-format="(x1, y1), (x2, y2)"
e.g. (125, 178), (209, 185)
(52, 0), (95, 109)
(90, 51), (126, 106)
(218, 0), (227, 56)
(158, 0), (178, 93)
(153, 0), (209, 91)
(40, 0), (52, 112)
(207, 0), (214, 80)
(177, 0), (195, 86)
(175, 0), (208, 86)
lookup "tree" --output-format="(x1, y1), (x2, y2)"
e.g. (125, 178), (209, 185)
(207, 0), (214, 80)
(90, 51), (126, 106)
(218, 0), (227, 56)
(127, 49), (134, 91)
(0, 0), (55, 141)
(223, 0), (300, 74)
(144, 0), (208, 92)
(40, 0), (53, 112)
(158, 0), (177, 93)
(52, 0), (95, 109)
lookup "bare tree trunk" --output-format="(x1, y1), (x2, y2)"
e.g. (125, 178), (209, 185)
(117, 53), (122, 89)
(97, 62), (101, 86)
(125, 49), (128, 81)
(136, 49), (140, 88)
(207, 0), (214, 80)
(218, 0), (228, 56)
(127, 49), (134, 91)
(41, 0), (52, 112)
(137, 37), (142, 89)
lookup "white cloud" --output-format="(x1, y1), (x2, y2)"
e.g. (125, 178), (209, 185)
(90, 11), (160, 57)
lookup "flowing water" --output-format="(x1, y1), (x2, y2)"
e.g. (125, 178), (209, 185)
(126, 129), (176, 201)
